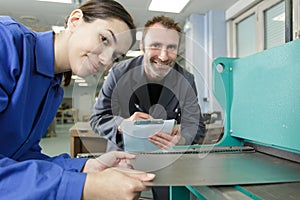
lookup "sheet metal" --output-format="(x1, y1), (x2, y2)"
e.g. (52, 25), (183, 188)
(132, 151), (300, 186)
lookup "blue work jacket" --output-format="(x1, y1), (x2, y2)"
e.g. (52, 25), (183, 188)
(0, 16), (87, 200)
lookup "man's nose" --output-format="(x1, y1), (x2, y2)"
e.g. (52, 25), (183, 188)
(158, 48), (168, 61)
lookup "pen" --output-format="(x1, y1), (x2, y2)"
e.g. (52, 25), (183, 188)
(174, 107), (181, 124)
(134, 103), (144, 112)
(174, 108), (178, 113)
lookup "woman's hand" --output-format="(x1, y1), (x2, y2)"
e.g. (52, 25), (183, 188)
(82, 167), (155, 200)
(82, 151), (136, 173)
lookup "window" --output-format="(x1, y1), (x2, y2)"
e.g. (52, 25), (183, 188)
(237, 14), (256, 57)
(264, 1), (285, 49)
(228, 0), (285, 57)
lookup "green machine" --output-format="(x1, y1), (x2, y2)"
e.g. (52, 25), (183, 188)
(134, 39), (300, 199)
(212, 40), (300, 153)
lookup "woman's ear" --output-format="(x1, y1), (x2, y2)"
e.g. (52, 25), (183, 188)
(66, 9), (83, 31)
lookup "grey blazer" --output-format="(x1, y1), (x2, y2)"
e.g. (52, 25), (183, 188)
(90, 55), (205, 151)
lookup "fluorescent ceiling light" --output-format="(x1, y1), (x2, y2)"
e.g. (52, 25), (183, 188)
(71, 75), (83, 80)
(74, 79), (86, 83)
(37, 0), (72, 4)
(78, 83), (88, 87)
(148, 0), (190, 13)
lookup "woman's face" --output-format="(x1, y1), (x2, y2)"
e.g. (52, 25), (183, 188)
(67, 10), (132, 77)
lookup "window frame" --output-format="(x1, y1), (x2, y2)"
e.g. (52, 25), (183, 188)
(294, 0), (300, 39)
(228, 0), (285, 57)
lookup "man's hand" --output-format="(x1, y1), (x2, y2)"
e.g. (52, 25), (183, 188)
(148, 125), (185, 149)
(125, 112), (152, 121)
(118, 112), (153, 132)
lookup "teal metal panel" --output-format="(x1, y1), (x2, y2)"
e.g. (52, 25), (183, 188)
(170, 40), (300, 200)
(212, 57), (242, 147)
(170, 186), (190, 200)
(213, 40), (300, 153)
(185, 186), (206, 199)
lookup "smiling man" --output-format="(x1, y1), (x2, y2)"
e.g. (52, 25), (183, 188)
(90, 15), (205, 151)
(90, 15), (206, 199)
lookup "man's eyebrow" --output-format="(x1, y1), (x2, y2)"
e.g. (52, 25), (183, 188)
(148, 42), (162, 46)
(107, 29), (117, 43)
(167, 44), (178, 48)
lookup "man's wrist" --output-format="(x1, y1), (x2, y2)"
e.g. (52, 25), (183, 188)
(177, 136), (186, 145)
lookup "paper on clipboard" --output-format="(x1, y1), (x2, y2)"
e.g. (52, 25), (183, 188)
(121, 119), (176, 152)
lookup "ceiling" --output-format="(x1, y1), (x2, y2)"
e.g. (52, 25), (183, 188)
(0, 0), (239, 31)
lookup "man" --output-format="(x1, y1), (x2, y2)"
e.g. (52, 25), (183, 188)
(90, 15), (205, 152)
(90, 15), (205, 200)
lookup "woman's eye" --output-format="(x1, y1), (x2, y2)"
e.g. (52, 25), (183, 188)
(113, 53), (125, 63)
(101, 36), (109, 45)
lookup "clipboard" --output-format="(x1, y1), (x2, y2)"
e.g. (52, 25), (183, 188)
(121, 119), (176, 152)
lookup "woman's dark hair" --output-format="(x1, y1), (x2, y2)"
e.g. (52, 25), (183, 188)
(63, 0), (136, 87)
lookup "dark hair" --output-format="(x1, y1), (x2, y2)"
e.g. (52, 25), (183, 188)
(63, 0), (136, 87)
(142, 15), (181, 43)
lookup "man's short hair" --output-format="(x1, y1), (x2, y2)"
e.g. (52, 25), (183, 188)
(142, 15), (181, 43)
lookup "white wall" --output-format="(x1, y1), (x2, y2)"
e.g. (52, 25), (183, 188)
(72, 85), (96, 121)
(184, 11), (227, 114)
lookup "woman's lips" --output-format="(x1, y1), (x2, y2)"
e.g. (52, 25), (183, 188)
(89, 59), (101, 73)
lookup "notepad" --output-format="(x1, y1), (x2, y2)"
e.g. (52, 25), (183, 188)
(121, 119), (176, 152)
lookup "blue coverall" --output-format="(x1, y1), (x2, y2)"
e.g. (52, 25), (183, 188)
(0, 16), (87, 200)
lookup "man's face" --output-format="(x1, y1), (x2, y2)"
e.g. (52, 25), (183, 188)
(141, 23), (180, 81)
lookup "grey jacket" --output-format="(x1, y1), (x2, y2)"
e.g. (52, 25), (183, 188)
(90, 56), (205, 151)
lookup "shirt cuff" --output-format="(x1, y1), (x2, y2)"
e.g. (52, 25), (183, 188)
(56, 170), (87, 200)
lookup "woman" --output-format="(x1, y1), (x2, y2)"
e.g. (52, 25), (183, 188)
(0, 0), (155, 199)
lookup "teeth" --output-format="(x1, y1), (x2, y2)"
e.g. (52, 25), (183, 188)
(153, 60), (164, 65)
(152, 58), (171, 66)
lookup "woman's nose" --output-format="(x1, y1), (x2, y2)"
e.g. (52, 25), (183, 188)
(99, 47), (114, 66)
